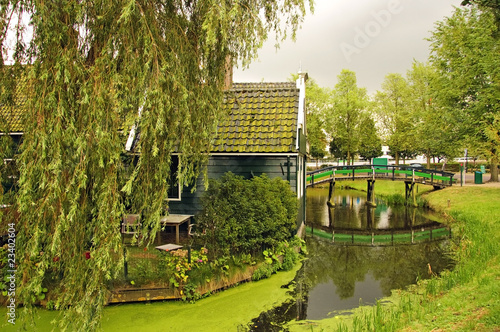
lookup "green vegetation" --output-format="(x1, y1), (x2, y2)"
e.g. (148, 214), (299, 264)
(251, 238), (303, 282)
(287, 182), (500, 331)
(196, 173), (298, 258)
(0, 172), (304, 329)
(1, 1), (313, 330)
(304, 4), (500, 179)
(113, 238), (303, 303)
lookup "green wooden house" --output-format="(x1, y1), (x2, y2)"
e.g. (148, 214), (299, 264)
(1, 72), (309, 231)
(168, 74), (309, 229)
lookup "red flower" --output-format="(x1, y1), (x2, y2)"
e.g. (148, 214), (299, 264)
(85, 251), (91, 259)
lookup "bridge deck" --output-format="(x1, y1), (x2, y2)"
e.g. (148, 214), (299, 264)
(307, 165), (455, 188)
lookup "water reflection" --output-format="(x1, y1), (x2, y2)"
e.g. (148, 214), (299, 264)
(249, 186), (454, 331)
(302, 237), (452, 310)
(307, 188), (443, 232)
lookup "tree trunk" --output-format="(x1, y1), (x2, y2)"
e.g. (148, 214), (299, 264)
(490, 160), (499, 182)
(395, 154), (400, 165)
(426, 151), (431, 169)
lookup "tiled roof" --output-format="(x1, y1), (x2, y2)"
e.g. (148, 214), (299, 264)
(0, 75), (28, 133)
(0, 79), (301, 154)
(213, 82), (300, 153)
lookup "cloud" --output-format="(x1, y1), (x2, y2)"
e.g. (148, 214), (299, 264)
(233, 0), (462, 95)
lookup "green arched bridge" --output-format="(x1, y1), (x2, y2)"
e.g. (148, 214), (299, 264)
(307, 164), (455, 189)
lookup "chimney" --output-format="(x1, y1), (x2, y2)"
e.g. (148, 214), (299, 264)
(295, 70), (308, 151)
(296, 70), (308, 87)
(224, 55), (233, 90)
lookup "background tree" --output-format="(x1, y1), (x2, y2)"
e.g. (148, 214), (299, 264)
(0, 1), (313, 330)
(428, 5), (500, 180)
(374, 73), (417, 165)
(307, 81), (330, 160)
(329, 135), (348, 161)
(461, 0), (500, 28)
(406, 61), (457, 168)
(326, 69), (368, 165)
(357, 113), (382, 163)
(308, 111), (328, 160)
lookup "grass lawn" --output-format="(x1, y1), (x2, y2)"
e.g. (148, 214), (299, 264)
(287, 181), (500, 331)
(336, 179), (436, 196)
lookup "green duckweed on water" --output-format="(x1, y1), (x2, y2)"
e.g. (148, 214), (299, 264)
(1, 264), (300, 332)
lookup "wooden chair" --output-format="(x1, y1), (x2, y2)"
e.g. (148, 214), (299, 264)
(188, 224), (209, 248)
(188, 224), (198, 238)
(121, 214), (141, 244)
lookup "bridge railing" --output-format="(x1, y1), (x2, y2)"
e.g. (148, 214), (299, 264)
(306, 165), (455, 187)
(306, 225), (451, 246)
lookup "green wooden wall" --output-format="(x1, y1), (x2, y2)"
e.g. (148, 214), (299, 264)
(169, 154), (306, 229)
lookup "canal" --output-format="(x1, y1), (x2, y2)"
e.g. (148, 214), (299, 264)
(249, 186), (455, 330)
(0, 185), (455, 332)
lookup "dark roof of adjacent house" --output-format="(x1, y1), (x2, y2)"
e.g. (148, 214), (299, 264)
(0, 76), (27, 133)
(213, 82), (300, 153)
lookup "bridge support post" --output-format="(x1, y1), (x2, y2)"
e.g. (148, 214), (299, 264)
(366, 180), (376, 207)
(404, 180), (417, 207)
(327, 181), (336, 207)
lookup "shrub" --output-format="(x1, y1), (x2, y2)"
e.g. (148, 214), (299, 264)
(196, 172), (298, 258)
(251, 237), (305, 281)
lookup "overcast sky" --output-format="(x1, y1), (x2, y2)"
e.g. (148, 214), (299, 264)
(233, 0), (462, 95)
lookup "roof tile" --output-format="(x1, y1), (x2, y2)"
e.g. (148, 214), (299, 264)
(213, 82), (299, 153)
(0, 75), (28, 133)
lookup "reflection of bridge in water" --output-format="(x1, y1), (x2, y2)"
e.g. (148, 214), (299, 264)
(306, 225), (451, 246)
(306, 164), (455, 207)
(306, 192), (451, 246)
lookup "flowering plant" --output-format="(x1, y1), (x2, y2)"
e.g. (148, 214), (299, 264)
(163, 248), (209, 289)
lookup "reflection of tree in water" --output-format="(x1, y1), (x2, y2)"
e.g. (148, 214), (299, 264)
(309, 187), (444, 232)
(302, 237), (454, 299)
(249, 187), (456, 330)
(306, 189), (329, 227)
(304, 238), (371, 299)
(372, 241), (454, 295)
(331, 192), (365, 229)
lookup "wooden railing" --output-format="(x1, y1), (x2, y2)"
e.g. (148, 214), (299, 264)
(306, 165), (455, 188)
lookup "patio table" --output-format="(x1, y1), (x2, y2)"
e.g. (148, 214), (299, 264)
(159, 214), (193, 244)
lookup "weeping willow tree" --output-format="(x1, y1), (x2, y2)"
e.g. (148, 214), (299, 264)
(0, 0), (312, 330)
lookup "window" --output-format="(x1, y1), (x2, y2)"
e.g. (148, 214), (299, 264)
(168, 155), (181, 200)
